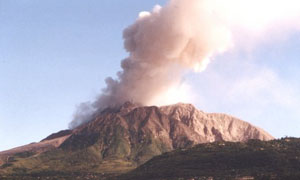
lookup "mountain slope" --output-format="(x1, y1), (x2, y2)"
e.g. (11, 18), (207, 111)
(61, 103), (273, 158)
(0, 133), (70, 166)
(0, 103), (273, 178)
(119, 138), (300, 180)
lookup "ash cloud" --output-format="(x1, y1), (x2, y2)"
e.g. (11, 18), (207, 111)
(69, 0), (300, 129)
(69, 0), (231, 128)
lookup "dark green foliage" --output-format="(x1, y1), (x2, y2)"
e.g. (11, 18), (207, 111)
(119, 138), (300, 180)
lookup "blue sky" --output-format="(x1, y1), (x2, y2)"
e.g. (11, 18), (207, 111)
(0, 0), (299, 151)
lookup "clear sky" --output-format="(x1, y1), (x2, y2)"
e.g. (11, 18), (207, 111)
(0, 0), (299, 151)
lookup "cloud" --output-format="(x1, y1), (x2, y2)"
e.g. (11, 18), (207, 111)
(69, 0), (300, 128)
(227, 69), (297, 108)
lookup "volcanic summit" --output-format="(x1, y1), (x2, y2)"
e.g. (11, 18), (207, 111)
(0, 103), (273, 177)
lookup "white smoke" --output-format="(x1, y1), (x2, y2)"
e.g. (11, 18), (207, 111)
(69, 0), (300, 129)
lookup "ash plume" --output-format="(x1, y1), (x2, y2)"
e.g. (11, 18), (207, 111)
(69, 0), (300, 129)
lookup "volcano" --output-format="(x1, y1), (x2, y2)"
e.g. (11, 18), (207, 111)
(0, 103), (273, 178)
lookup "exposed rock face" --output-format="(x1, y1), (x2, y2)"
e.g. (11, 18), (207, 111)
(0, 103), (273, 167)
(60, 102), (273, 163)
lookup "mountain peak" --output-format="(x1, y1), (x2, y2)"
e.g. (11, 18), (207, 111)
(0, 103), (274, 175)
(61, 103), (273, 158)
(99, 101), (140, 115)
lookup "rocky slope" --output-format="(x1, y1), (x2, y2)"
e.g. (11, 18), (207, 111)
(0, 134), (70, 166)
(0, 102), (273, 177)
(60, 102), (273, 162)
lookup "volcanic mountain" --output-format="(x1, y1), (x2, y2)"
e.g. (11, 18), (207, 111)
(0, 102), (273, 177)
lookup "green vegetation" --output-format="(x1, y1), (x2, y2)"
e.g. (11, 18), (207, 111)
(0, 125), (171, 179)
(119, 138), (300, 180)
(0, 147), (135, 179)
(2, 135), (300, 179)
(0, 141), (135, 179)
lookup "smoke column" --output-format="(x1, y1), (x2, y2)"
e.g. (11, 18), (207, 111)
(69, 0), (300, 128)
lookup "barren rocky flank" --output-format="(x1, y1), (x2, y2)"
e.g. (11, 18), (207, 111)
(0, 102), (273, 179)
(60, 102), (273, 159)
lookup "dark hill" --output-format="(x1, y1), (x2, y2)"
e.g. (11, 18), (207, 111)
(119, 138), (300, 180)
